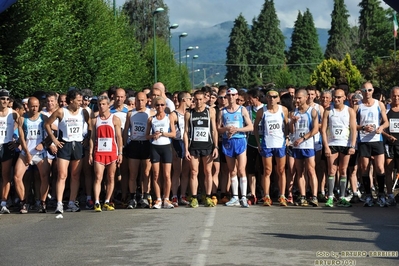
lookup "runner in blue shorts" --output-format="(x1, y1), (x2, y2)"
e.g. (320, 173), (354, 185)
(217, 88), (253, 208)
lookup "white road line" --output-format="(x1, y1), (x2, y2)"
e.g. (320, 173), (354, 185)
(191, 207), (216, 266)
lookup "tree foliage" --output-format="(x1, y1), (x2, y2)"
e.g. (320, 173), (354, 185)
(325, 0), (351, 60)
(225, 14), (251, 88)
(287, 9), (323, 86)
(248, 0), (285, 84)
(123, 0), (170, 48)
(310, 54), (363, 92)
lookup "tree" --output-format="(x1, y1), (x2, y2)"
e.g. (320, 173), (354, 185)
(325, 0), (351, 60)
(123, 0), (170, 48)
(225, 14), (251, 88)
(287, 9), (323, 86)
(310, 54), (363, 92)
(355, 0), (393, 71)
(248, 0), (285, 84)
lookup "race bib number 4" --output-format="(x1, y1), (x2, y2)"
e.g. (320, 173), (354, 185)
(97, 138), (112, 152)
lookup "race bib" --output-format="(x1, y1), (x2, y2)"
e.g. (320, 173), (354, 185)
(97, 138), (112, 152)
(193, 127), (209, 142)
(67, 123), (80, 140)
(266, 120), (280, 135)
(132, 121), (146, 137)
(331, 125), (349, 139)
(389, 118), (399, 133)
(0, 124), (7, 143)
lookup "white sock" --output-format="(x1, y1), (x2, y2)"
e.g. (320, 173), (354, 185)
(105, 200), (109, 204)
(231, 176), (238, 198)
(95, 200), (100, 204)
(240, 176), (247, 198)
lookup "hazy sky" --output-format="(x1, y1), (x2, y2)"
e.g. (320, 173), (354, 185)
(116, 0), (390, 31)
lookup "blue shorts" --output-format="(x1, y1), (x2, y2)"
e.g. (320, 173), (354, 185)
(172, 139), (185, 159)
(222, 138), (246, 158)
(260, 147), (286, 158)
(292, 149), (315, 159)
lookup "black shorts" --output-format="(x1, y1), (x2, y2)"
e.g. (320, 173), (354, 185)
(246, 145), (261, 174)
(172, 139), (185, 159)
(286, 146), (294, 157)
(385, 144), (399, 159)
(330, 146), (350, 155)
(0, 142), (14, 162)
(57, 141), (84, 161)
(189, 148), (212, 157)
(151, 144), (173, 163)
(218, 140), (226, 163)
(125, 140), (151, 160)
(358, 141), (384, 158)
(348, 151), (358, 167)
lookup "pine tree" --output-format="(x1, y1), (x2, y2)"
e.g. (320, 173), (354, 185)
(287, 9), (323, 86)
(248, 0), (285, 84)
(225, 14), (251, 88)
(123, 0), (170, 48)
(325, 0), (351, 60)
(356, 0), (392, 69)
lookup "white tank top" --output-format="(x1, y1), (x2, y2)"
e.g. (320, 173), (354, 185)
(357, 100), (382, 143)
(0, 108), (15, 144)
(23, 114), (45, 155)
(174, 110), (185, 140)
(293, 107), (314, 149)
(151, 114), (171, 145)
(58, 107), (85, 142)
(327, 105), (351, 147)
(261, 105), (285, 148)
(129, 108), (151, 141)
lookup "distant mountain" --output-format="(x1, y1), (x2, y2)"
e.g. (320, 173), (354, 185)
(171, 21), (329, 86)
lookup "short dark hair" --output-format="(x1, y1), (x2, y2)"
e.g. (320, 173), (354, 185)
(178, 91), (189, 102)
(66, 89), (82, 104)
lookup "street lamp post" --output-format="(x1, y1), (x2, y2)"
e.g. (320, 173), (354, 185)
(192, 55), (199, 89)
(153, 7), (165, 84)
(185, 46), (194, 66)
(179, 32), (188, 89)
(168, 23), (179, 47)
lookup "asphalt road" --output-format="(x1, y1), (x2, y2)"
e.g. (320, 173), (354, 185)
(1, 202), (399, 266)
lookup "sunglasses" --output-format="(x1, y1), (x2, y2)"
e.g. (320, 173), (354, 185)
(218, 96), (226, 99)
(268, 95), (278, 99)
(361, 88), (373, 93)
(226, 94), (236, 97)
(156, 104), (165, 107)
(333, 96), (344, 99)
(0, 97), (9, 101)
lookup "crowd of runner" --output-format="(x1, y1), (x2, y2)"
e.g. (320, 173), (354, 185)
(0, 80), (397, 214)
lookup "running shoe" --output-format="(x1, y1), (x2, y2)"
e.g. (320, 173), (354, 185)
(94, 203), (102, 212)
(337, 198), (352, 207)
(225, 197), (240, 207)
(163, 200), (174, 209)
(139, 198), (150, 208)
(247, 195), (257, 205)
(55, 203), (64, 214)
(172, 197), (179, 207)
(317, 193), (326, 203)
(377, 195), (388, 208)
(363, 196), (374, 207)
(85, 200), (94, 210)
(325, 197), (334, 207)
(387, 195), (397, 206)
(38, 202), (47, 213)
(20, 203), (29, 214)
(152, 200), (162, 209)
(190, 198), (199, 208)
(66, 201), (81, 212)
(0, 205), (10, 214)
(278, 196), (287, 207)
(220, 196), (229, 205)
(350, 194), (360, 203)
(211, 196), (218, 206)
(309, 197), (319, 207)
(241, 197), (249, 208)
(295, 197), (308, 207)
(127, 199), (137, 209)
(263, 196), (272, 207)
(286, 195), (294, 205)
(102, 202), (115, 211)
(204, 197), (215, 207)
(179, 196), (189, 206)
